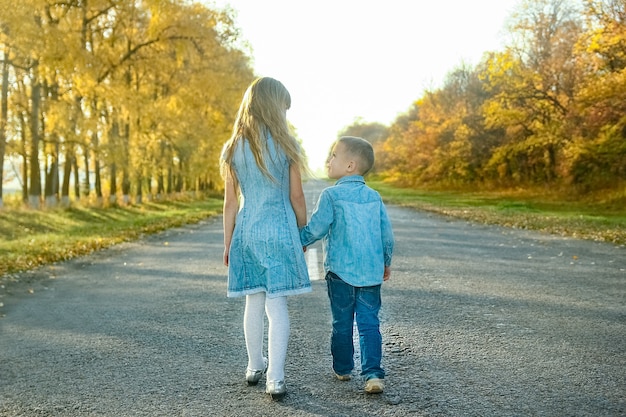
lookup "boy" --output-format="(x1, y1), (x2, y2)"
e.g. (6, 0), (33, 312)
(300, 136), (394, 394)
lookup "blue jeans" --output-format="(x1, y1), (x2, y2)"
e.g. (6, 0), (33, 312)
(326, 271), (384, 380)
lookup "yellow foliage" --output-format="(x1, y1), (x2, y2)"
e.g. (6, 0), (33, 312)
(0, 0), (255, 201)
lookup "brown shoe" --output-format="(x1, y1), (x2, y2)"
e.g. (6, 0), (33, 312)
(334, 372), (351, 381)
(364, 378), (384, 394)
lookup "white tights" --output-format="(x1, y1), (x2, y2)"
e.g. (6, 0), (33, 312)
(244, 292), (289, 381)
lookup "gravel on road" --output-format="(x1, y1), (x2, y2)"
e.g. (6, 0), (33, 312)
(1, 180), (624, 416)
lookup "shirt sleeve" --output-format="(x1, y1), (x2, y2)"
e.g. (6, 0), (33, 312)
(380, 202), (394, 267)
(299, 190), (334, 246)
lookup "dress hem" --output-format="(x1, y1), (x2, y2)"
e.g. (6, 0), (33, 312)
(227, 286), (312, 298)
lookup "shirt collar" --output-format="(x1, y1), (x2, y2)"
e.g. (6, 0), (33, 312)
(335, 175), (365, 185)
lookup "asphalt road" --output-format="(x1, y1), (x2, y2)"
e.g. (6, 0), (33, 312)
(0, 179), (624, 416)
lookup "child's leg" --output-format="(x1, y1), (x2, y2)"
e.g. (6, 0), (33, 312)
(355, 285), (384, 380)
(265, 295), (289, 382)
(326, 272), (356, 375)
(244, 292), (266, 371)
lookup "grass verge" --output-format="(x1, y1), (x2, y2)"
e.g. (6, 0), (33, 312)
(0, 197), (222, 285)
(369, 181), (626, 246)
(1, 183), (624, 290)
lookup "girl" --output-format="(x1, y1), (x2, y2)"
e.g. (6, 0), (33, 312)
(220, 77), (311, 400)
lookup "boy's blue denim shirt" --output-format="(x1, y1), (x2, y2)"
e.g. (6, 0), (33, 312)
(300, 175), (394, 287)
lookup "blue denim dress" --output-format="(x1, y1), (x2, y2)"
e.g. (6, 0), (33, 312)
(226, 134), (311, 298)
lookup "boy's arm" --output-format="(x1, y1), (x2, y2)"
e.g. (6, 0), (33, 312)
(299, 191), (333, 247)
(383, 266), (391, 281)
(380, 202), (394, 269)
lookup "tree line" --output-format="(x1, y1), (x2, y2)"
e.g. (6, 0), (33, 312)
(345, 0), (625, 196)
(0, 0), (255, 209)
(2, 0), (624, 211)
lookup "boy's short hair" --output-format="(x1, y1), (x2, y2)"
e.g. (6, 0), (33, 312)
(338, 136), (375, 175)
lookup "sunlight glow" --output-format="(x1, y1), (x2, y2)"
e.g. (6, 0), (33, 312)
(207, 0), (519, 171)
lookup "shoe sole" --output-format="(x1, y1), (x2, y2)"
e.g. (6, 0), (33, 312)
(333, 369), (351, 381)
(246, 371), (264, 386)
(246, 358), (268, 386)
(365, 387), (383, 394)
(268, 392), (286, 401)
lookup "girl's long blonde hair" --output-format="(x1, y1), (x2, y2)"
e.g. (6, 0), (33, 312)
(220, 77), (307, 181)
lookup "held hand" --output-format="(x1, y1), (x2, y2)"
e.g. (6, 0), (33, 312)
(383, 266), (391, 281)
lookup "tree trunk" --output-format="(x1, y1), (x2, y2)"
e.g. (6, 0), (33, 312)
(109, 121), (119, 205)
(0, 47), (9, 209)
(19, 113), (28, 203)
(157, 171), (164, 199)
(61, 151), (73, 208)
(28, 72), (42, 209)
(109, 162), (117, 205)
(135, 173), (142, 205)
(167, 166), (173, 194)
(93, 131), (103, 205)
(122, 122), (130, 204)
(73, 156), (80, 200)
(83, 145), (90, 198)
(44, 138), (60, 208)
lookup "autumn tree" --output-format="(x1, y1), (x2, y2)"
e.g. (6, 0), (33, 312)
(419, 64), (494, 186)
(480, 0), (583, 186)
(0, 0), (254, 208)
(375, 0), (624, 195)
(0, 46), (8, 208)
(568, 0), (626, 190)
(376, 64), (499, 188)
(376, 105), (425, 186)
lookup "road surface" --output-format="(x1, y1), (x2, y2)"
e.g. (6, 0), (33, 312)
(0, 179), (624, 416)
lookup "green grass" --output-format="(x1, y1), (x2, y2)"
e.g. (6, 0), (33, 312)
(1, 182), (624, 289)
(0, 197), (222, 281)
(368, 181), (626, 245)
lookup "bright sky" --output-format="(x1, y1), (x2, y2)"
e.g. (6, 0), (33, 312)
(208, 0), (520, 172)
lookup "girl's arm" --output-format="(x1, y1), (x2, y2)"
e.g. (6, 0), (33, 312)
(299, 190), (332, 247)
(289, 163), (307, 227)
(222, 169), (239, 266)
